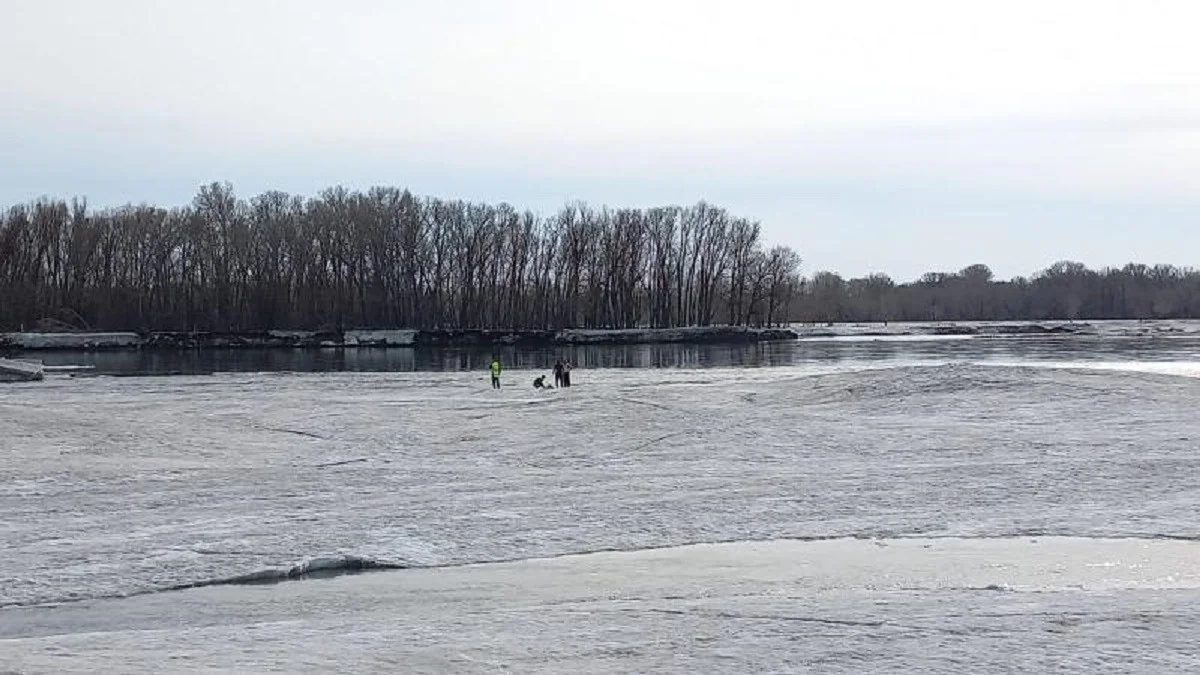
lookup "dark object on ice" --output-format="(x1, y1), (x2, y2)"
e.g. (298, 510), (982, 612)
(0, 358), (44, 382)
(165, 555), (407, 591)
(533, 375), (552, 389)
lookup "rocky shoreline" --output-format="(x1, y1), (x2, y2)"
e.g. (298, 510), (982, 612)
(790, 319), (1198, 339)
(791, 322), (1093, 338)
(2, 320), (1191, 352)
(0, 326), (799, 351)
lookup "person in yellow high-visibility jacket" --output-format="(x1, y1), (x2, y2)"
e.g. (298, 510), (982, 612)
(489, 357), (502, 389)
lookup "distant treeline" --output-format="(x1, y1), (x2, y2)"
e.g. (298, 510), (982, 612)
(4, 184), (1195, 332)
(793, 262), (1200, 323)
(0, 183), (801, 332)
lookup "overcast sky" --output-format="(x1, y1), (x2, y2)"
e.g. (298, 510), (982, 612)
(2, 0), (1198, 281)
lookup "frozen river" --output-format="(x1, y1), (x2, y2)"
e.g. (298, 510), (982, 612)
(2, 338), (1200, 672)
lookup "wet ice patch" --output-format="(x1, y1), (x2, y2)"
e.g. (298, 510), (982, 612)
(981, 360), (1200, 379)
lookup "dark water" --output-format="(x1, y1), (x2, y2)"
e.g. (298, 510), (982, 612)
(22, 336), (1200, 375)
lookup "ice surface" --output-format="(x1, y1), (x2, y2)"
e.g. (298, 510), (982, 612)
(2, 363), (1198, 607)
(4, 538), (1200, 673)
(3, 355), (1200, 672)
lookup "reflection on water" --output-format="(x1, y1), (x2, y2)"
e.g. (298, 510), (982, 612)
(22, 336), (1200, 375)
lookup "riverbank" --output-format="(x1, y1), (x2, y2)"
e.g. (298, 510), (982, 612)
(791, 319), (1200, 339)
(3, 320), (1194, 352)
(0, 326), (798, 351)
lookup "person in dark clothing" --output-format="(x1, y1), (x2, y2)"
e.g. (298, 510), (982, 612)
(562, 360), (572, 387)
(533, 374), (552, 389)
(553, 360), (564, 388)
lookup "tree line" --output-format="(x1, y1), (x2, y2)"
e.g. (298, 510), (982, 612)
(0, 183), (802, 332)
(5, 183), (1195, 332)
(794, 262), (1200, 323)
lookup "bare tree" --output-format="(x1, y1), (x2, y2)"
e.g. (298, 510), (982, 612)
(1, 186), (809, 331)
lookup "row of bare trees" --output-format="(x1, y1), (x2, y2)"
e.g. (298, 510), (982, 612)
(795, 262), (1200, 322)
(0, 183), (802, 332)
